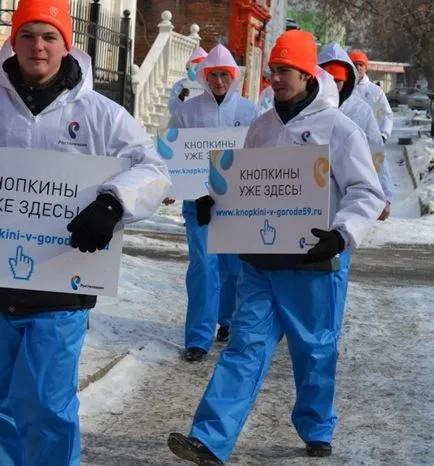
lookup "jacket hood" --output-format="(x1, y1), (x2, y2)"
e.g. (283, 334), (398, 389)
(0, 38), (93, 103)
(318, 41), (357, 106)
(196, 44), (241, 102)
(186, 47), (208, 81)
(284, 65), (339, 121)
(189, 46), (208, 64)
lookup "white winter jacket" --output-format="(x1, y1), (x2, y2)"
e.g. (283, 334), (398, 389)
(168, 78), (186, 116)
(0, 41), (171, 223)
(319, 42), (393, 201)
(244, 67), (385, 252)
(354, 74), (394, 141)
(168, 44), (258, 129)
(342, 95), (393, 201)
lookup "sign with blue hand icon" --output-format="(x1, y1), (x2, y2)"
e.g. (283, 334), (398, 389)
(260, 220), (276, 245)
(156, 126), (248, 200)
(0, 148), (124, 296)
(208, 145), (330, 254)
(9, 246), (34, 280)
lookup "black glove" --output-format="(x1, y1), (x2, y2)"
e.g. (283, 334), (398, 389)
(195, 195), (215, 226)
(67, 193), (123, 253)
(304, 228), (345, 263)
(178, 88), (190, 101)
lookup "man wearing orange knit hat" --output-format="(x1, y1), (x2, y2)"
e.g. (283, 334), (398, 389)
(168, 31), (385, 464)
(0, 1), (171, 465)
(350, 50), (394, 143)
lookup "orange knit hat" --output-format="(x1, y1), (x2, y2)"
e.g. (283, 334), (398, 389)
(349, 50), (368, 68)
(269, 30), (317, 77)
(323, 62), (350, 82)
(11, 0), (73, 51)
(204, 66), (237, 81)
(191, 56), (206, 64)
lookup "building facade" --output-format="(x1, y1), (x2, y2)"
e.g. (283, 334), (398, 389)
(134, 0), (231, 65)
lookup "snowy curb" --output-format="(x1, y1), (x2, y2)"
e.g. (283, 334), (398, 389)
(404, 133), (434, 215)
(79, 351), (129, 392)
(403, 146), (423, 216)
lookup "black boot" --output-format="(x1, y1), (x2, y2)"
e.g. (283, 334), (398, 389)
(306, 441), (332, 457)
(168, 433), (224, 465)
(216, 326), (229, 343)
(183, 347), (207, 362)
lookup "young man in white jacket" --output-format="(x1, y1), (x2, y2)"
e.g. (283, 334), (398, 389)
(0, 1), (171, 465)
(167, 44), (258, 363)
(168, 30), (385, 465)
(350, 50), (394, 143)
(168, 47), (208, 116)
(319, 42), (393, 220)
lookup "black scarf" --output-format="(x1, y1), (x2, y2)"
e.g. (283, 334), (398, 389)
(213, 93), (226, 105)
(274, 79), (319, 124)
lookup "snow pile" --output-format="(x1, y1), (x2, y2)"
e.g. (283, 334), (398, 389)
(406, 133), (434, 214)
(410, 109), (432, 126)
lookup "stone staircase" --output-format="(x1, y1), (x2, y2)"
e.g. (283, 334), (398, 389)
(132, 11), (202, 137)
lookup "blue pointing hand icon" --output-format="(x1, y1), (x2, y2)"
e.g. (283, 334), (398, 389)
(260, 219), (276, 245)
(9, 245), (35, 280)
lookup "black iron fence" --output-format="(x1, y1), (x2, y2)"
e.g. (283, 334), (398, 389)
(0, 0), (133, 114)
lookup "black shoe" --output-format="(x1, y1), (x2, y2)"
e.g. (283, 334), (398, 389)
(306, 441), (332, 457)
(216, 326), (229, 343)
(168, 433), (223, 465)
(183, 347), (207, 362)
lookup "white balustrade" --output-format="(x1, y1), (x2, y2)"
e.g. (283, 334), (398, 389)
(132, 11), (201, 135)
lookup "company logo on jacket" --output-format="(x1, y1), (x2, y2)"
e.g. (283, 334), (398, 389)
(68, 121), (80, 139)
(301, 130), (311, 142)
(58, 121), (87, 148)
(293, 130), (312, 145)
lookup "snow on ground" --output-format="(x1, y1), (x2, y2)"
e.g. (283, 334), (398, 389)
(79, 110), (434, 465)
(363, 111), (434, 247)
(406, 132), (434, 214)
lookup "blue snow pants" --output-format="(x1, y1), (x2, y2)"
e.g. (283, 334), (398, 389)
(183, 201), (240, 351)
(217, 254), (241, 328)
(0, 309), (89, 466)
(189, 252), (351, 463)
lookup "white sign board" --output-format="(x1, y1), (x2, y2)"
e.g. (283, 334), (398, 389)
(157, 126), (248, 199)
(0, 148), (125, 296)
(184, 64), (205, 100)
(208, 145), (331, 254)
